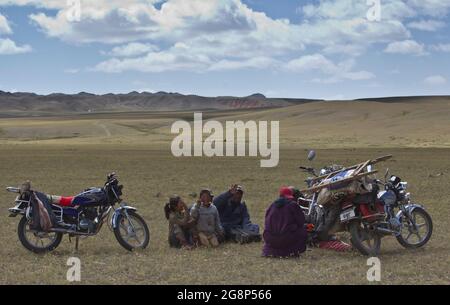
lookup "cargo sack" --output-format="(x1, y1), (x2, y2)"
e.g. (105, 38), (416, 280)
(317, 172), (375, 206)
(30, 191), (57, 232)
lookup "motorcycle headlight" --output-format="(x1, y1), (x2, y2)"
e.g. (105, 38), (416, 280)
(399, 190), (410, 203)
(404, 192), (411, 202)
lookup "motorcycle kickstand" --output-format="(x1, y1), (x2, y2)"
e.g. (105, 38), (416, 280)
(69, 235), (80, 252)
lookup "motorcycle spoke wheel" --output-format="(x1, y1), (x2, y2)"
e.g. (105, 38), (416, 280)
(400, 212), (428, 245)
(24, 223), (58, 249)
(396, 207), (433, 249)
(349, 221), (381, 256)
(117, 214), (147, 248)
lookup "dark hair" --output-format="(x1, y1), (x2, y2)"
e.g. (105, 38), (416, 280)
(199, 189), (213, 199)
(164, 195), (181, 220)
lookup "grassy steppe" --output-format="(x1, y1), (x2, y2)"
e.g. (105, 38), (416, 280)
(0, 145), (448, 284)
(1, 98), (450, 147)
(0, 101), (449, 284)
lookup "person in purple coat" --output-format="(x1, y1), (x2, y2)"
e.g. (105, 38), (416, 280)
(262, 186), (307, 258)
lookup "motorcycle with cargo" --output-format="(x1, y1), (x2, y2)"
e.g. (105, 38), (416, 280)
(298, 152), (433, 256)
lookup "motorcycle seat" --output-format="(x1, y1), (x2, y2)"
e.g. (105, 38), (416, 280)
(49, 195), (75, 207)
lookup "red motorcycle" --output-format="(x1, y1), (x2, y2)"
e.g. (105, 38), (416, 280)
(298, 151), (433, 256)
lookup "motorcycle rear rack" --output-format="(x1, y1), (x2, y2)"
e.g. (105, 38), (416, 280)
(51, 204), (64, 223)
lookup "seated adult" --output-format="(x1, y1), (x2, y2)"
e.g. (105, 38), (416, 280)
(213, 184), (260, 243)
(262, 187), (307, 257)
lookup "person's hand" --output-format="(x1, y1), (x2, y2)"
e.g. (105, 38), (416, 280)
(229, 184), (238, 194)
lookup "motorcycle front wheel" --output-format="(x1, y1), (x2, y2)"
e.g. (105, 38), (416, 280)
(349, 220), (381, 256)
(18, 216), (63, 253)
(396, 207), (432, 249)
(113, 211), (150, 251)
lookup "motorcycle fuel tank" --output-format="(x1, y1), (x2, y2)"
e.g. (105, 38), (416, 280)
(72, 187), (107, 206)
(378, 190), (397, 206)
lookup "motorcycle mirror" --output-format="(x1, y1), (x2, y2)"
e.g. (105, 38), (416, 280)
(384, 168), (389, 181)
(307, 150), (316, 161)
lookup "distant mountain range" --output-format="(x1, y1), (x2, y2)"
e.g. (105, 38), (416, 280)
(0, 90), (320, 117)
(1, 90), (449, 118)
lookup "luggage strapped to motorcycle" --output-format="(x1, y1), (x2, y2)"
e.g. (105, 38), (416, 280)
(300, 155), (392, 194)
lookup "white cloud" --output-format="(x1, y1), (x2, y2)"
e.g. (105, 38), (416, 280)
(384, 39), (426, 55)
(424, 75), (447, 86)
(107, 42), (159, 57)
(408, 0), (450, 17)
(301, 0), (415, 20)
(0, 0), (66, 9)
(322, 44), (366, 56)
(2, 0), (446, 73)
(0, 38), (32, 55)
(408, 20), (446, 31)
(208, 57), (278, 71)
(285, 54), (338, 74)
(430, 43), (450, 52)
(18, 1), (410, 54)
(285, 54), (375, 83)
(93, 45), (212, 73)
(26, 0), (259, 44)
(0, 12), (33, 55)
(0, 13), (12, 34)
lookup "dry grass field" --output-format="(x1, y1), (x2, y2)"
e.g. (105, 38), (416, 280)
(1, 98), (450, 148)
(0, 101), (449, 284)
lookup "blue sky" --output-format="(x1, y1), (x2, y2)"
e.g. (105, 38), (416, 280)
(0, 0), (449, 99)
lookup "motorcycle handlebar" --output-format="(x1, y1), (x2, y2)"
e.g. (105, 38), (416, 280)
(299, 166), (314, 171)
(299, 166), (318, 177)
(6, 187), (20, 193)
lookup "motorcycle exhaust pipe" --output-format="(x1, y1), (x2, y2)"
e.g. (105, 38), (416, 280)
(375, 227), (396, 235)
(49, 228), (95, 236)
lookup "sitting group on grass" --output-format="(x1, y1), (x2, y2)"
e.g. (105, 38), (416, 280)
(164, 184), (308, 258)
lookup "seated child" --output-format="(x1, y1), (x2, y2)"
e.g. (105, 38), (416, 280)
(164, 195), (195, 249)
(190, 189), (224, 247)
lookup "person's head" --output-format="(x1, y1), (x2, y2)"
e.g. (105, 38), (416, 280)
(164, 195), (181, 219)
(279, 186), (294, 201)
(199, 189), (213, 205)
(231, 185), (244, 203)
(288, 186), (301, 201)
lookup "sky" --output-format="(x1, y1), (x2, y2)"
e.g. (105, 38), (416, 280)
(0, 0), (449, 100)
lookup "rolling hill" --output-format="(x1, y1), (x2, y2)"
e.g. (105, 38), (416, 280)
(0, 95), (449, 148)
(0, 90), (320, 117)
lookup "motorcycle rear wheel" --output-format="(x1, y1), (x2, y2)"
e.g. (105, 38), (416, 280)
(18, 216), (63, 253)
(349, 220), (381, 256)
(113, 211), (150, 251)
(396, 207), (432, 249)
